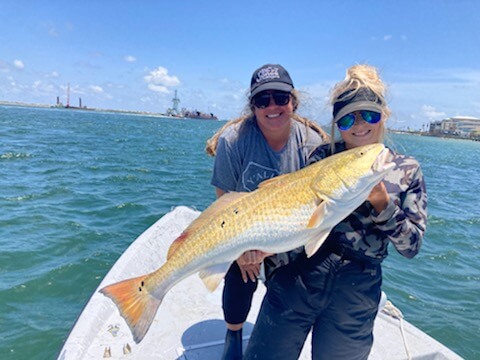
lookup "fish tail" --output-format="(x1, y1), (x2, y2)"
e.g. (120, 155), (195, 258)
(99, 274), (163, 344)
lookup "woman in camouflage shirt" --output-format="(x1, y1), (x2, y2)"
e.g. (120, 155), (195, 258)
(244, 64), (427, 360)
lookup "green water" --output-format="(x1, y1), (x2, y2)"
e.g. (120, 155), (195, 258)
(1, 106), (478, 359)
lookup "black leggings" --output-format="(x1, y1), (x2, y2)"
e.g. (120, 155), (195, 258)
(222, 261), (259, 324)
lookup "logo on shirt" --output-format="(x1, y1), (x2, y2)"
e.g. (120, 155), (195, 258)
(242, 162), (279, 191)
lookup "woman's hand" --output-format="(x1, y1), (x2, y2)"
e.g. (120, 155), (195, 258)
(236, 250), (274, 283)
(368, 181), (390, 213)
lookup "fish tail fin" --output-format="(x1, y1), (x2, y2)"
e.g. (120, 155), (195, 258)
(99, 274), (163, 344)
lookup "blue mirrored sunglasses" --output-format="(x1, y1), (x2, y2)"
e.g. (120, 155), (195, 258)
(336, 110), (382, 131)
(252, 91), (291, 109)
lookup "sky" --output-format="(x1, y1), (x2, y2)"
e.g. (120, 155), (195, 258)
(1, 0), (479, 130)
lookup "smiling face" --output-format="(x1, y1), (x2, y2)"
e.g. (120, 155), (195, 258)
(339, 111), (385, 149)
(253, 90), (294, 137)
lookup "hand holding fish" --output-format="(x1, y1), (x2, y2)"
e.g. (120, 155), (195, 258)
(99, 144), (394, 344)
(237, 250), (274, 282)
(368, 181), (390, 213)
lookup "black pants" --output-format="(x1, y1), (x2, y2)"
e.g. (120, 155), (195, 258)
(243, 250), (382, 360)
(222, 251), (296, 324)
(222, 261), (259, 324)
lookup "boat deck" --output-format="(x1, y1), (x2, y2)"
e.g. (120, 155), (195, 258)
(57, 206), (462, 360)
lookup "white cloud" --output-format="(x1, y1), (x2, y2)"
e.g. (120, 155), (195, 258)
(383, 35), (392, 41)
(0, 59), (9, 72)
(24, 80), (57, 98)
(124, 55), (137, 63)
(42, 20), (58, 37)
(49, 26), (58, 37)
(144, 66), (180, 93)
(420, 105), (446, 120)
(147, 83), (169, 94)
(438, 68), (480, 83)
(60, 83), (86, 96)
(13, 60), (24, 70)
(44, 71), (59, 78)
(89, 85), (104, 93)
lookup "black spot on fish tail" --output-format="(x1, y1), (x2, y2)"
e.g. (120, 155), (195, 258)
(221, 221), (225, 228)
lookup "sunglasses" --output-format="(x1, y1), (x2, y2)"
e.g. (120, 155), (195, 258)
(252, 92), (291, 109)
(336, 110), (382, 131)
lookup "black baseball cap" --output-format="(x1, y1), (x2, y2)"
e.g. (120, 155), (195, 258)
(249, 64), (294, 99)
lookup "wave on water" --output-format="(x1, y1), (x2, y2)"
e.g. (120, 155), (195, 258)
(2, 151), (32, 158)
(0, 108), (478, 359)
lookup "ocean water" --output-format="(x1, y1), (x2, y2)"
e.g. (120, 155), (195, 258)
(0, 106), (478, 359)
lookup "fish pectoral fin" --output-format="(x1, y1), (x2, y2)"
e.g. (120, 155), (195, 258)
(305, 228), (332, 257)
(306, 202), (327, 228)
(199, 262), (231, 292)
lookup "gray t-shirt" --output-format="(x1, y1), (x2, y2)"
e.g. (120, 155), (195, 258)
(211, 117), (324, 192)
(211, 116), (325, 277)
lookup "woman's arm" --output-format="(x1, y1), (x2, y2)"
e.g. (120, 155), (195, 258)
(371, 166), (427, 259)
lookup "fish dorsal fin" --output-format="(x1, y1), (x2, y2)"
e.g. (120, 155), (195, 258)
(167, 192), (247, 259)
(192, 192), (246, 229)
(167, 231), (189, 259)
(257, 174), (289, 189)
(199, 262), (232, 291)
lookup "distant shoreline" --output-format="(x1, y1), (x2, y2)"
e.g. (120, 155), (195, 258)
(0, 100), (220, 121)
(389, 129), (480, 142)
(0, 100), (176, 117)
(1, 101), (477, 140)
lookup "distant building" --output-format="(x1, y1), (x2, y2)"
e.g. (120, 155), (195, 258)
(429, 116), (480, 138)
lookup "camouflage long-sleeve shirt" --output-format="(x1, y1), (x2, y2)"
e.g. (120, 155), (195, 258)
(308, 142), (427, 261)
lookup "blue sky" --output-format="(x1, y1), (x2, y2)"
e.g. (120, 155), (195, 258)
(1, 0), (479, 130)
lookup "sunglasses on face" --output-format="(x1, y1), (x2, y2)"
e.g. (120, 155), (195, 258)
(252, 92), (291, 109)
(336, 110), (382, 131)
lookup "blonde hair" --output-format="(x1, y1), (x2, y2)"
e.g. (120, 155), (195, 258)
(205, 89), (329, 156)
(329, 64), (390, 152)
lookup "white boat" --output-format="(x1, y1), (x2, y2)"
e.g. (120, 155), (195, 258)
(57, 206), (463, 360)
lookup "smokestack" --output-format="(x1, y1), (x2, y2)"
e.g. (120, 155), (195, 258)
(79, 98), (82, 108)
(66, 83), (70, 107)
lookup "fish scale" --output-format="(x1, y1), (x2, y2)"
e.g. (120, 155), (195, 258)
(100, 143), (394, 343)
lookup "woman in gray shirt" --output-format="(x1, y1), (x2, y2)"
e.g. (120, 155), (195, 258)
(206, 64), (328, 360)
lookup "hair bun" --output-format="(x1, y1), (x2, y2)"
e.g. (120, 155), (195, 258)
(346, 64), (380, 83)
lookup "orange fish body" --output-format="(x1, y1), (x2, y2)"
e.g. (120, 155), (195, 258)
(100, 143), (394, 343)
